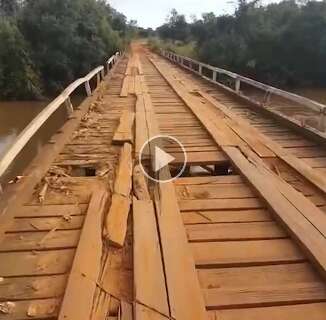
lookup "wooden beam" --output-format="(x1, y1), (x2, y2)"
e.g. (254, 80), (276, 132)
(133, 199), (169, 316)
(114, 143), (133, 197)
(133, 164), (150, 200)
(58, 186), (109, 320)
(104, 193), (131, 248)
(113, 111), (135, 145)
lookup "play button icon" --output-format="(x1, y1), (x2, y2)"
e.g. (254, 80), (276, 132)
(139, 135), (187, 183)
(154, 146), (175, 172)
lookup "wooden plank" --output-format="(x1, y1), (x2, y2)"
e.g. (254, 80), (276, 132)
(58, 187), (108, 320)
(182, 209), (272, 224)
(120, 300), (133, 320)
(211, 303), (326, 320)
(225, 146), (326, 277)
(135, 95), (149, 158)
(8, 215), (84, 232)
(191, 239), (305, 267)
(120, 75), (130, 97)
(152, 57), (326, 278)
(113, 111), (135, 145)
(0, 229), (81, 252)
(14, 204), (88, 217)
(0, 298), (61, 320)
(104, 193), (131, 248)
(204, 282), (326, 309)
(133, 199), (169, 316)
(114, 143), (133, 197)
(179, 198), (265, 211)
(0, 274), (67, 300)
(155, 181), (208, 320)
(0, 249), (75, 277)
(134, 303), (169, 320)
(198, 263), (321, 289)
(186, 221), (286, 242)
(199, 90), (326, 194)
(175, 175), (243, 185)
(133, 164), (150, 200)
(172, 151), (227, 165)
(176, 184), (255, 200)
(90, 290), (111, 320)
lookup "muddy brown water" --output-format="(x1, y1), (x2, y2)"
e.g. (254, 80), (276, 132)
(0, 89), (325, 186)
(0, 97), (85, 186)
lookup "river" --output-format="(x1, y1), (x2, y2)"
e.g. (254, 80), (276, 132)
(0, 88), (326, 183)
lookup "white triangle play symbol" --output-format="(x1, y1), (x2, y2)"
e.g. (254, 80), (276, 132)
(154, 146), (175, 172)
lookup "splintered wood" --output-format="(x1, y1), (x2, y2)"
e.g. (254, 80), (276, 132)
(59, 187), (109, 320)
(133, 199), (169, 316)
(104, 143), (132, 247)
(113, 111), (135, 145)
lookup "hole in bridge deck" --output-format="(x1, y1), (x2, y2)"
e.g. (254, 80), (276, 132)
(58, 165), (98, 177)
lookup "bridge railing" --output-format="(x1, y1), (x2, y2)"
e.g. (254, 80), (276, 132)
(160, 50), (326, 115)
(0, 52), (121, 184)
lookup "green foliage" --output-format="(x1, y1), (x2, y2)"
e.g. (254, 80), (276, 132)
(156, 1), (326, 88)
(0, 18), (42, 99)
(0, 0), (132, 99)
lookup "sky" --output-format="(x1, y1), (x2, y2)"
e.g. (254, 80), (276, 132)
(109, 0), (281, 29)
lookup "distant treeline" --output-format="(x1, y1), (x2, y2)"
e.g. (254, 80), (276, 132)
(154, 0), (326, 88)
(0, 0), (135, 100)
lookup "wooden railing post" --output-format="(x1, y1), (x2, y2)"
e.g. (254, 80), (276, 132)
(96, 73), (101, 87)
(101, 69), (105, 79)
(235, 78), (241, 93)
(213, 71), (217, 82)
(85, 81), (92, 96)
(64, 97), (74, 116)
(198, 64), (203, 75)
(320, 112), (326, 132)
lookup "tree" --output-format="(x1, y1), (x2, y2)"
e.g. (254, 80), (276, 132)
(0, 18), (42, 99)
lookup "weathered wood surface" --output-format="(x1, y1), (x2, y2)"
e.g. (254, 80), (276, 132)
(113, 111), (135, 145)
(58, 187), (108, 320)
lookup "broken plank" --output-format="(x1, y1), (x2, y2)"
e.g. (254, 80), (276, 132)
(133, 164), (150, 200)
(114, 143), (133, 197)
(134, 303), (169, 320)
(58, 186), (109, 320)
(133, 199), (169, 316)
(104, 193), (131, 248)
(113, 111), (135, 145)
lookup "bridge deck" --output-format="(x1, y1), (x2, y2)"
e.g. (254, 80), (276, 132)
(0, 43), (326, 320)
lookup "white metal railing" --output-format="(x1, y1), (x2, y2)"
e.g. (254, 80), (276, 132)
(160, 50), (326, 115)
(0, 52), (121, 183)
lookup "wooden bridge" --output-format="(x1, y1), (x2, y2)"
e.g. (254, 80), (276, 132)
(1, 41), (326, 320)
